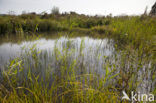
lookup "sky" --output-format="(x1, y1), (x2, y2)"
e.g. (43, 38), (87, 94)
(0, 0), (155, 16)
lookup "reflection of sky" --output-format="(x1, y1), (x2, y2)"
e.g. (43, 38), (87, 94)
(0, 0), (155, 15)
(0, 37), (114, 66)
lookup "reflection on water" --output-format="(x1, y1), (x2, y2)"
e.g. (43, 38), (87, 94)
(0, 36), (154, 94)
(0, 36), (114, 67)
(0, 36), (116, 90)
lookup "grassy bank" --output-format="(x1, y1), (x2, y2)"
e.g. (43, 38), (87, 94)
(0, 14), (156, 46)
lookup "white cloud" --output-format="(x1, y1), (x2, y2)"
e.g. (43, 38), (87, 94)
(0, 0), (155, 15)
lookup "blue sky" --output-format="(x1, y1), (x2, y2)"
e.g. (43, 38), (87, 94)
(0, 0), (155, 16)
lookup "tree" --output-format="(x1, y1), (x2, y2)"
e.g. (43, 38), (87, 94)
(143, 6), (148, 16)
(150, 2), (156, 16)
(51, 6), (60, 15)
(8, 10), (16, 15)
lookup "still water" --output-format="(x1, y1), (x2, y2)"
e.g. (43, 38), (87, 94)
(0, 36), (114, 68)
(0, 36), (154, 94)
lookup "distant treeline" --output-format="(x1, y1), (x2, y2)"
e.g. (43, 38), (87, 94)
(0, 11), (155, 35)
(0, 12), (113, 34)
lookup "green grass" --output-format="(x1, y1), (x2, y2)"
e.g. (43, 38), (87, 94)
(0, 14), (156, 49)
(0, 35), (155, 102)
(0, 37), (121, 103)
(0, 13), (156, 103)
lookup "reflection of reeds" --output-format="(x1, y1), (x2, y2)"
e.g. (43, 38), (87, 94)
(0, 35), (155, 102)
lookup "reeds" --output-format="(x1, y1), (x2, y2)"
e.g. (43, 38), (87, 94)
(0, 34), (155, 102)
(0, 13), (156, 103)
(0, 36), (122, 103)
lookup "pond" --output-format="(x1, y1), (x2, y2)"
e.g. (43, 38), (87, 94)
(0, 36), (115, 67)
(0, 35), (154, 95)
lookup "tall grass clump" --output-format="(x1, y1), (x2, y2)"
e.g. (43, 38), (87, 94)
(0, 36), (123, 103)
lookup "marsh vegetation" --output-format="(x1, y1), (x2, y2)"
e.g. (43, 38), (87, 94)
(0, 11), (156, 102)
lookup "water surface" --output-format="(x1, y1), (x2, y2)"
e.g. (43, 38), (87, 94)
(0, 36), (115, 67)
(0, 36), (154, 94)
